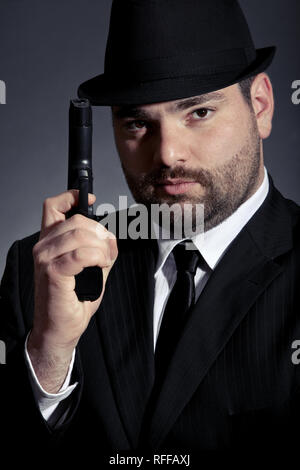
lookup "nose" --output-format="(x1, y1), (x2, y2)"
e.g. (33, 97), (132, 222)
(152, 120), (188, 167)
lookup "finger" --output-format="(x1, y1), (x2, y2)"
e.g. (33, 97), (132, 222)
(39, 213), (110, 246)
(51, 247), (113, 277)
(41, 190), (96, 231)
(38, 228), (112, 263)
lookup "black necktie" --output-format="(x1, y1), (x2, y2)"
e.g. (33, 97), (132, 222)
(138, 240), (204, 446)
(154, 240), (201, 386)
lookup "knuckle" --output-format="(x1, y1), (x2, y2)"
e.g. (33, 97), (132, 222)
(72, 227), (86, 242)
(99, 223), (108, 232)
(95, 224), (113, 240)
(72, 247), (99, 266)
(72, 248), (82, 262)
(44, 261), (55, 279)
(96, 222), (108, 233)
(43, 197), (52, 210)
(107, 230), (116, 240)
(34, 251), (46, 267)
(72, 213), (85, 225)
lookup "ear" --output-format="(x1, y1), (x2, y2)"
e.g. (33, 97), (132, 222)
(250, 73), (274, 139)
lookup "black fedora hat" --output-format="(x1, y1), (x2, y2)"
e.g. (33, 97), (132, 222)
(78, 0), (276, 106)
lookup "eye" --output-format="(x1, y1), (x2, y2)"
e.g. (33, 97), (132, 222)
(125, 120), (147, 131)
(191, 108), (213, 120)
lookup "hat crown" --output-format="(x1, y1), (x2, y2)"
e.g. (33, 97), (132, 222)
(105, 0), (255, 76)
(77, 0), (275, 105)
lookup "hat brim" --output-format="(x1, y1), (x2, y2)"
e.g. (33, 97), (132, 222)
(77, 46), (276, 106)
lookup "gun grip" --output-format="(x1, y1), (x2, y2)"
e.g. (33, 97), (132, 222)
(75, 266), (103, 301)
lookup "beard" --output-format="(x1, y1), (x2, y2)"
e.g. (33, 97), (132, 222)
(121, 112), (261, 236)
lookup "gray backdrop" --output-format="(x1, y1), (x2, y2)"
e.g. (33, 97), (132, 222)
(0, 0), (299, 276)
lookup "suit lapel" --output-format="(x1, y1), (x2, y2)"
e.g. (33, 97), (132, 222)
(96, 237), (157, 448)
(90, 179), (294, 450)
(146, 180), (294, 450)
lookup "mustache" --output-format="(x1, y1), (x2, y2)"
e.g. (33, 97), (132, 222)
(141, 166), (213, 187)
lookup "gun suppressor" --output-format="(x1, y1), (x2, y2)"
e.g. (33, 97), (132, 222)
(68, 98), (103, 301)
(68, 98), (93, 216)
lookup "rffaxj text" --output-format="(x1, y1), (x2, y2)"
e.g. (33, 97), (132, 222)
(108, 454), (191, 467)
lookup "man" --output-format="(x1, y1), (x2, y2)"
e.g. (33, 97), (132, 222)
(1, 0), (300, 457)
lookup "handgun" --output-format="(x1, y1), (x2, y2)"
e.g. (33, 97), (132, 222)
(67, 98), (103, 301)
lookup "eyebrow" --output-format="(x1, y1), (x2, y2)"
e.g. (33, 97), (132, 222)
(112, 92), (226, 120)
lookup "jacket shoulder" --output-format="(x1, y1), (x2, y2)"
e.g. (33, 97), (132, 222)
(281, 194), (300, 243)
(2, 231), (40, 336)
(18, 230), (40, 254)
(283, 195), (300, 221)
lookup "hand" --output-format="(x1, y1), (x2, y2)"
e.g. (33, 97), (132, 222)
(27, 190), (118, 392)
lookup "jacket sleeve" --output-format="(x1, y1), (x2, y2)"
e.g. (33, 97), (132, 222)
(0, 238), (84, 452)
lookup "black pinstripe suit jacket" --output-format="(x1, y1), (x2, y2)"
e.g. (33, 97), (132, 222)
(1, 177), (300, 455)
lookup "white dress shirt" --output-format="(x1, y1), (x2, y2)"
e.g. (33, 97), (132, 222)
(24, 167), (269, 423)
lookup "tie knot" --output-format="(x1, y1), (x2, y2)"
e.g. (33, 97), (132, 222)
(172, 240), (200, 275)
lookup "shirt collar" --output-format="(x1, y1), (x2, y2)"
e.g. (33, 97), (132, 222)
(154, 167), (269, 274)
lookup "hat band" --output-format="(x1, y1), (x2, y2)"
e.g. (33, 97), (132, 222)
(105, 46), (256, 81)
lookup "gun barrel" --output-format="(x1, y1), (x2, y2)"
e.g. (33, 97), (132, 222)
(68, 98), (93, 194)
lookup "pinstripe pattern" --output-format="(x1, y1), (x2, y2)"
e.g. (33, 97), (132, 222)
(96, 238), (157, 447)
(1, 176), (300, 451)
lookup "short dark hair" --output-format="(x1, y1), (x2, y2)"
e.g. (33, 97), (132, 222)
(238, 75), (256, 107)
(110, 76), (257, 114)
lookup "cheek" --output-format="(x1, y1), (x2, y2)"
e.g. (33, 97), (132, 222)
(115, 137), (152, 173)
(114, 135), (136, 168)
(192, 117), (248, 165)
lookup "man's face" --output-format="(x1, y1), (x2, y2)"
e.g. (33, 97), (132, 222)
(112, 82), (263, 232)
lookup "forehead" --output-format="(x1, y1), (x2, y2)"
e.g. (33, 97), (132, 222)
(111, 84), (240, 120)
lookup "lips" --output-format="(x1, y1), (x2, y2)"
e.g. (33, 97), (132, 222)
(155, 179), (198, 195)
